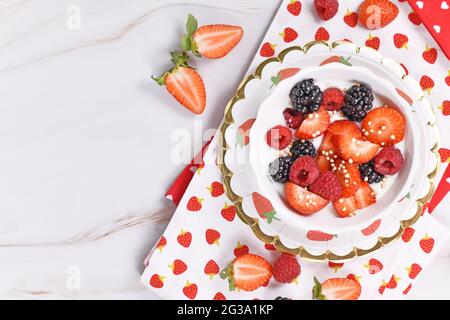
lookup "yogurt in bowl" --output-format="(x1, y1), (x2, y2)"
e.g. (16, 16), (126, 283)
(249, 64), (418, 234)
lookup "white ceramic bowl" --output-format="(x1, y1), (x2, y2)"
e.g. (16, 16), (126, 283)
(249, 64), (418, 234)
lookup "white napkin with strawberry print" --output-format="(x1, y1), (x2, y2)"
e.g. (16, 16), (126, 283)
(141, 0), (450, 300)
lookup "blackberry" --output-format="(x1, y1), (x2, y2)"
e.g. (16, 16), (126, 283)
(290, 140), (316, 158)
(359, 161), (384, 184)
(342, 84), (374, 121)
(269, 156), (294, 183)
(290, 79), (323, 114)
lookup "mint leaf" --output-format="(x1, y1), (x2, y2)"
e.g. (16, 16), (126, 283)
(186, 14), (198, 36)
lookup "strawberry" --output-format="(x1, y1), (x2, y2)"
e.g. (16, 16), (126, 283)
(237, 118), (256, 147)
(285, 182), (329, 216)
(206, 229), (221, 245)
(234, 241), (249, 257)
(169, 259), (188, 275)
(187, 196), (203, 211)
(150, 274), (165, 288)
(271, 68), (301, 87)
(306, 230), (335, 241)
(280, 27), (298, 43)
(260, 42), (276, 57)
(408, 11), (421, 25)
(220, 254), (272, 292)
(320, 55), (352, 66)
(394, 33), (408, 49)
(400, 63), (409, 76)
(402, 227), (415, 242)
(204, 259), (220, 279)
(334, 162), (362, 198)
(221, 203), (236, 222)
(396, 88), (413, 106)
(361, 219), (381, 236)
(354, 182), (376, 209)
(319, 120), (363, 154)
(361, 107), (406, 147)
(358, 0), (399, 29)
(364, 258), (383, 274)
(296, 109), (330, 140)
(406, 263), (422, 279)
(438, 148), (450, 162)
(422, 45), (437, 64)
(265, 243), (276, 251)
(152, 51), (206, 114)
(438, 101), (450, 116)
(156, 236), (167, 252)
(332, 135), (380, 163)
(346, 274), (361, 282)
(313, 277), (361, 300)
(315, 27), (330, 41)
(446, 71), (450, 86)
(180, 14), (243, 59)
(328, 261), (344, 272)
(208, 181), (224, 197)
(420, 75), (435, 94)
(333, 197), (358, 218)
(183, 281), (198, 299)
(252, 192), (279, 223)
(177, 229), (192, 248)
(344, 10), (358, 28)
(317, 154), (332, 172)
(213, 292), (226, 300)
(403, 284), (412, 295)
(419, 234), (434, 253)
(287, 0), (302, 16)
(378, 284), (386, 295)
(385, 275), (399, 289)
(365, 34), (380, 50)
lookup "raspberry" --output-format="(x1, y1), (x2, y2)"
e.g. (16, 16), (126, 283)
(289, 156), (320, 187)
(314, 0), (339, 21)
(321, 88), (344, 111)
(283, 108), (304, 129)
(309, 171), (343, 201)
(273, 254), (301, 284)
(374, 147), (404, 175)
(266, 125), (292, 150)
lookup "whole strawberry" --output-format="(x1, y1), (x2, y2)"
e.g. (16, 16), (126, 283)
(273, 254), (301, 283)
(314, 0), (339, 21)
(358, 0), (399, 30)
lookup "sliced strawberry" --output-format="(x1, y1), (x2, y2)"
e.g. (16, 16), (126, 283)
(317, 154), (331, 172)
(224, 254), (272, 292)
(334, 162), (361, 197)
(332, 135), (380, 164)
(362, 107), (406, 147)
(333, 197), (358, 218)
(319, 120), (363, 154)
(296, 109), (330, 140)
(354, 182), (376, 209)
(285, 182), (329, 216)
(192, 25), (244, 59)
(313, 277), (361, 300)
(152, 52), (206, 114)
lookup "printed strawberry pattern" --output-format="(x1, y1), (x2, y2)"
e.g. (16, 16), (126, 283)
(142, 0), (450, 300)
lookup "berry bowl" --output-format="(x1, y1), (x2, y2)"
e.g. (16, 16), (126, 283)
(248, 64), (419, 234)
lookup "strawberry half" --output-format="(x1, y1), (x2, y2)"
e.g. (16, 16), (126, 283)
(334, 162), (362, 197)
(319, 120), (363, 154)
(152, 51), (206, 114)
(333, 197), (358, 218)
(361, 107), (406, 147)
(285, 182), (329, 216)
(354, 182), (376, 209)
(296, 109), (330, 140)
(332, 135), (380, 164)
(313, 277), (361, 300)
(181, 14), (243, 59)
(220, 254), (272, 292)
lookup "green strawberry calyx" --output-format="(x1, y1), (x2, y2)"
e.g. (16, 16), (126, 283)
(220, 262), (236, 291)
(180, 14), (201, 57)
(312, 277), (326, 300)
(151, 51), (191, 86)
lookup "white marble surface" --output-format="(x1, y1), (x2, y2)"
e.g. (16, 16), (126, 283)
(0, 0), (448, 300)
